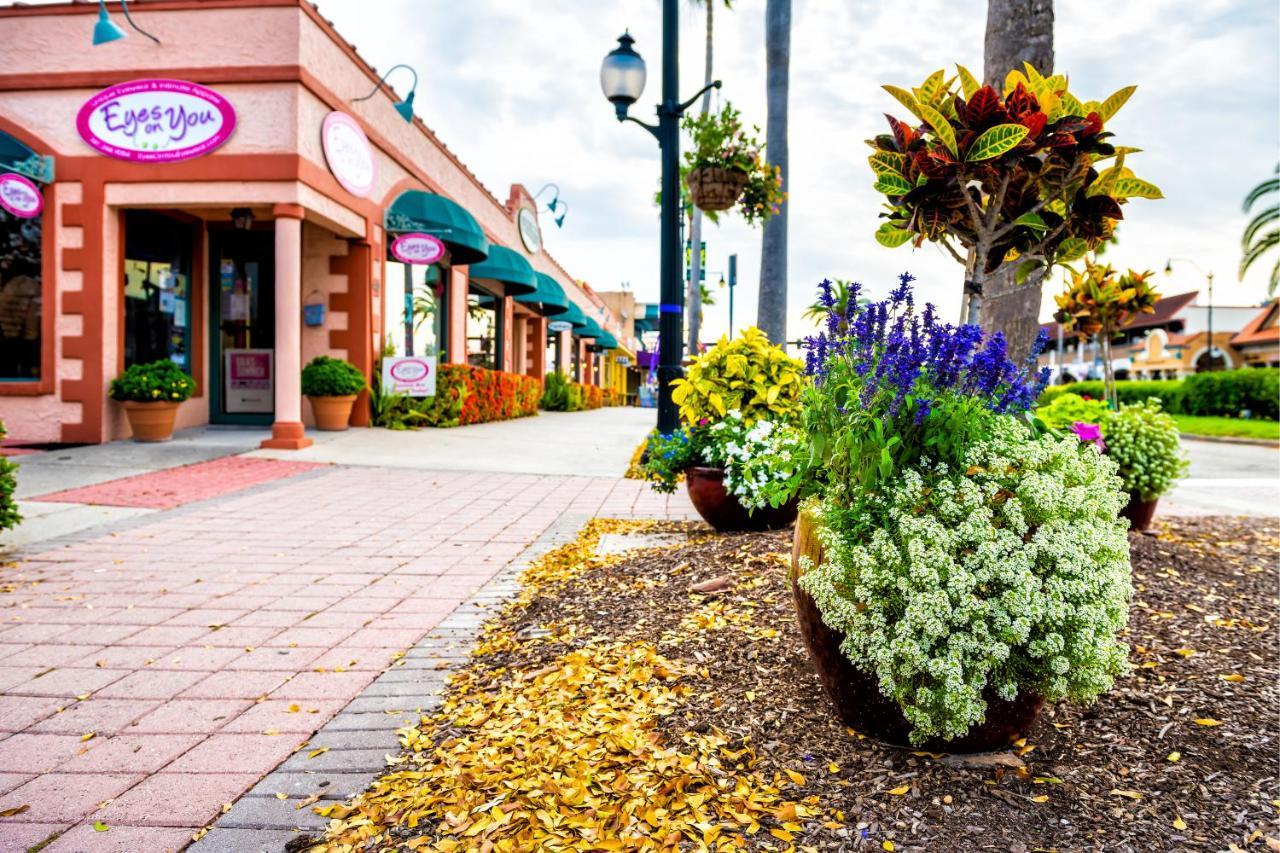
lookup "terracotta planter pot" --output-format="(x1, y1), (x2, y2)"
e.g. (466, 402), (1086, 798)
(685, 466), (798, 533)
(121, 400), (180, 443)
(686, 166), (749, 212)
(1120, 492), (1159, 532)
(789, 510), (1044, 753)
(308, 395), (357, 431)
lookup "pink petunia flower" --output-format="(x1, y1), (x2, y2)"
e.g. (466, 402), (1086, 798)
(1071, 421), (1106, 451)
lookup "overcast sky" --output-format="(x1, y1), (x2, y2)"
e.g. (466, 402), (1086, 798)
(14, 0), (1276, 340)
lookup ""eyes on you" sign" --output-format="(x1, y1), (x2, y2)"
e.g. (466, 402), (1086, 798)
(76, 79), (236, 163)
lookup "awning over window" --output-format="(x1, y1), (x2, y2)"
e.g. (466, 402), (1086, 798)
(557, 302), (589, 329)
(633, 303), (660, 333)
(0, 130), (54, 184)
(514, 271), (571, 315)
(575, 317), (605, 340)
(385, 190), (488, 265)
(469, 244), (537, 297)
(594, 330), (619, 349)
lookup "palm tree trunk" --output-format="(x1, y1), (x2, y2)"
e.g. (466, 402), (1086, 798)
(687, 0), (715, 354)
(757, 0), (790, 347)
(977, 0), (1053, 362)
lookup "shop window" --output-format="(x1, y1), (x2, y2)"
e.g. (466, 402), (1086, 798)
(467, 285), (502, 370)
(0, 185), (43, 381)
(123, 211), (194, 372)
(385, 257), (447, 358)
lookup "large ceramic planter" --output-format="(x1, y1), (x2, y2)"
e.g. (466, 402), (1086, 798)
(1120, 492), (1159, 532)
(308, 395), (357, 431)
(121, 400), (180, 443)
(789, 510), (1044, 753)
(685, 466), (798, 533)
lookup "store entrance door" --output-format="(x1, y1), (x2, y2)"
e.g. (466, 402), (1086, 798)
(208, 226), (275, 425)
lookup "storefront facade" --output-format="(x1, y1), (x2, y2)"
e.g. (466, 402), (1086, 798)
(0, 0), (626, 446)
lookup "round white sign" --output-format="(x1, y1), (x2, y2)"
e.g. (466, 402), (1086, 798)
(0, 173), (43, 218)
(390, 232), (446, 265)
(321, 111), (377, 198)
(548, 320), (573, 333)
(76, 79), (236, 162)
(518, 207), (542, 254)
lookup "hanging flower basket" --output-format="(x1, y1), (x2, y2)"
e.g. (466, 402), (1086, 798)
(686, 166), (749, 213)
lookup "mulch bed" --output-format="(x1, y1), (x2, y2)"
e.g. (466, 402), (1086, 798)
(313, 516), (1278, 852)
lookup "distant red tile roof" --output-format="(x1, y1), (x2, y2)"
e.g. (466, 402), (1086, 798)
(1230, 299), (1280, 348)
(1040, 291), (1199, 338)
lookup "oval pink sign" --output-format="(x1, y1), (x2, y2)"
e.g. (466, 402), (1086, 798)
(76, 79), (236, 163)
(0, 173), (43, 218)
(391, 233), (446, 265)
(389, 358), (431, 382)
(322, 111), (377, 198)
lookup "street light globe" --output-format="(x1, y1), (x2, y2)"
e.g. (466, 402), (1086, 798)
(600, 32), (646, 117)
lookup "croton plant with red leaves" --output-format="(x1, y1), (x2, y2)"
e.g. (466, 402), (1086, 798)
(868, 63), (1162, 320)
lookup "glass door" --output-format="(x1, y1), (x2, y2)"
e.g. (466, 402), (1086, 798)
(208, 225), (275, 424)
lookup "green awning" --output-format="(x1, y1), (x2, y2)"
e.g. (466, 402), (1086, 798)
(469, 244), (537, 297)
(514, 272), (571, 315)
(385, 190), (489, 265)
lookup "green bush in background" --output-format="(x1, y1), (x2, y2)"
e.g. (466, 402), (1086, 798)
(1040, 368), (1278, 421)
(0, 421), (20, 533)
(1039, 379), (1183, 412)
(301, 356), (366, 398)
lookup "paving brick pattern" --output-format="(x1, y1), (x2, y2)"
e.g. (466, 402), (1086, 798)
(31, 457), (325, 509)
(0, 466), (694, 852)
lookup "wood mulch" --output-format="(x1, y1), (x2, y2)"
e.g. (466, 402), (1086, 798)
(318, 515), (1279, 852)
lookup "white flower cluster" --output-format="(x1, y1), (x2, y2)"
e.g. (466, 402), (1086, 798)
(798, 418), (1133, 744)
(703, 410), (805, 509)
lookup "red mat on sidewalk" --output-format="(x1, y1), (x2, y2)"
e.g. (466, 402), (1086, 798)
(33, 456), (325, 509)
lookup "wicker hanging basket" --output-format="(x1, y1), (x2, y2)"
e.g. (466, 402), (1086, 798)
(686, 166), (749, 212)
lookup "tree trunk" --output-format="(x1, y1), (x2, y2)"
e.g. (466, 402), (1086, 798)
(979, 0), (1053, 361)
(687, 0), (715, 354)
(757, 0), (791, 348)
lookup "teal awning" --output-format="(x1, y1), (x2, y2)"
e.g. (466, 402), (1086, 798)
(558, 303), (589, 329)
(0, 130), (53, 184)
(575, 317), (605, 339)
(595, 330), (619, 349)
(514, 271), (571, 315)
(469, 244), (537, 297)
(633, 303), (660, 333)
(385, 190), (489, 265)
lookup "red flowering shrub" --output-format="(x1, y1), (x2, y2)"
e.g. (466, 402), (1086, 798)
(603, 388), (625, 407)
(456, 365), (541, 425)
(577, 384), (604, 410)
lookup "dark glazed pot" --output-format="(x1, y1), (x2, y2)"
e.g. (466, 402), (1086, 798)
(789, 511), (1044, 754)
(685, 466), (799, 533)
(1120, 492), (1159, 532)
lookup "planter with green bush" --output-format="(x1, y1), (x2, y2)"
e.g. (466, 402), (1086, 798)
(0, 421), (20, 534)
(109, 360), (196, 442)
(302, 355), (366, 431)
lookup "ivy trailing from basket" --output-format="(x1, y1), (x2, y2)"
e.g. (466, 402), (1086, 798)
(682, 103), (784, 226)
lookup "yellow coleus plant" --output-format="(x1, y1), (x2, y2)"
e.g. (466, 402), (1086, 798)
(670, 327), (806, 425)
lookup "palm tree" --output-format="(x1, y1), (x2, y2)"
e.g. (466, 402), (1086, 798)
(756, 0), (790, 347)
(975, 0), (1055, 363)
(1240, 165), (1279, 296)
(686, 0), (732, 355)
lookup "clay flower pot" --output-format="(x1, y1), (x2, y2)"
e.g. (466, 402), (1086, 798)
(685, 466), (799, 533)
(1120, 492), (1159, 532)
(789, 510), (1043, 754)
(686, 166), (749, 212)
(308, 394), (357, 431)
(122, 400), (180, 443)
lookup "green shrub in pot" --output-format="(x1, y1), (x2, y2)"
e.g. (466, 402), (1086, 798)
(301, 356), (366, 398)
(1101, 399), (1189, 501)
(108, 360), (196, 403)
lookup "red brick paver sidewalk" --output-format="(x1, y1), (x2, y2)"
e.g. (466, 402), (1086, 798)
(33, 457), (325, 510)
(0, 466), (693, 851)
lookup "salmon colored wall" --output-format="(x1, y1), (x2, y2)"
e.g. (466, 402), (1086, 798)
(299, 221), (350, 427)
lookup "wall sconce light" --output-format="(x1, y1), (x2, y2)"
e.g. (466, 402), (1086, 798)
(231, 208), (255, 231)
(93, 0), (161, 45)
(353, 64), (419, 123)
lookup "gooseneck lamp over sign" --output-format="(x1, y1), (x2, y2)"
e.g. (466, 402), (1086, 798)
(93, 0), (161, 45)
(353, 64), (419, 123)
(600, 18), (721, 433)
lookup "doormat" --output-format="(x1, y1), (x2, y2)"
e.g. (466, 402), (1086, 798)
(32, 456), (325, 509)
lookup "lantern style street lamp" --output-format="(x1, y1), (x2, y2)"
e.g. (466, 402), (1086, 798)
(600, 17), (720, 434)
(1165, 257), (1219, 371)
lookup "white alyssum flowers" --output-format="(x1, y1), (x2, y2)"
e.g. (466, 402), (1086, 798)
(702, 410), (805, 509)
(799, 418), (1133, 744)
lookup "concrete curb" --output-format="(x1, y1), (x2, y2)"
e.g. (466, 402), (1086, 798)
(186, 513), (592, 852)
(1180, 433), (1280, 448)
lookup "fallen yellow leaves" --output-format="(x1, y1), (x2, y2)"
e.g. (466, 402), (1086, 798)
(1193, 718), (1223, 727)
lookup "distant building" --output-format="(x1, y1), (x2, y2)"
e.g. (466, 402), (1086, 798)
(1039, 291), (1262, 382)
(1230, 299), (1280, 368)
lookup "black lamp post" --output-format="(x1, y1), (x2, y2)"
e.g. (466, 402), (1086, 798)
(1165, 257), (1218, 371)
(600, 18), (720, 434)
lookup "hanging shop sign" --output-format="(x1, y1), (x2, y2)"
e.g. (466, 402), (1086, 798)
(0, 173), (43, 218)
(390, 232), (446, 265)
(224, 349), (273, 414)
(321, 111), (377, 198)
(77, 79), (236, 163)
(548, 320), (573, 333)
(517, 207), (542, 254)
(382, 356), (437, 398)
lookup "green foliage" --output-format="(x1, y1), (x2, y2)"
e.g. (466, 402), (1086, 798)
(540, 371), (574, 411)
(1171, 414), (1279, 441)
(1102, 399), (1189, 500)
(1182, 368), (1279, 420)
(1036, 392), (1108, 431)
(1039, 379), (1184, 412)
(369, 355), (537, 429)
(682, 103), (785, 226)
(301, 356), (366, 398)
(109, 360), (195, 403)
(670, 327), (805, 425)
(640, 428), (700, 494)
(800, 419), (1132, 744)
(1239, 165), (1278, 296)
(701, 413), (806, 509)
(0, 421), (20, 534)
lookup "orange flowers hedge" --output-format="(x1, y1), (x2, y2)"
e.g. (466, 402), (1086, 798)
(578, 383), (604, 410)
(453, 365), (541, 425)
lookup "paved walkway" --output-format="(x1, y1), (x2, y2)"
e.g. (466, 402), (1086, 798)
(0, 409), (694, 852)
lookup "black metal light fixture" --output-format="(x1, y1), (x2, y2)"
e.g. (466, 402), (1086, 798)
(600, 20), (721, 433)
(231, 207), (255, 231)
(1165, 257), (1219, 371)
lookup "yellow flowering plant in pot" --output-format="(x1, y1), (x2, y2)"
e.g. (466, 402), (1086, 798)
(108, 360), (196, 442)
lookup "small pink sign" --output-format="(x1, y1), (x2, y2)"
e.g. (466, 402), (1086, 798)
(0, 173), (43, 218)
(322, 111), (377, 198)
(77, 79), (236, 163)
(391, 232), (446, 265)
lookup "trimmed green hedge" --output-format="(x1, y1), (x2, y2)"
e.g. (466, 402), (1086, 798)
(0, 420), (20, 533)
(1039, 368), (1278, 420)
